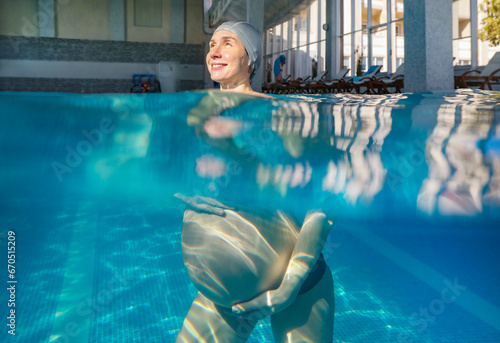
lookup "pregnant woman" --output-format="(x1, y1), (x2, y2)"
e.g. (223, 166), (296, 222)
(175, 22), (335, 343)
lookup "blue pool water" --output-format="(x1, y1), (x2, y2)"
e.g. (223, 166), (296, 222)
(0, 89), (499, 342)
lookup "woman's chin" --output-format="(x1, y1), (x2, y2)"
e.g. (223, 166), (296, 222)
(209, 71), (228, 83)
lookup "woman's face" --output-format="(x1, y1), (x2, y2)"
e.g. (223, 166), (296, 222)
(206, 30), (251, 85)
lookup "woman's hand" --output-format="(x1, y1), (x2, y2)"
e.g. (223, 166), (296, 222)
(174, 193), (233, 216)
(231, 286), (297, 319)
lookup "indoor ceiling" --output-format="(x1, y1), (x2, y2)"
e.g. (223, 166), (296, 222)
(208, 0), (316, 30)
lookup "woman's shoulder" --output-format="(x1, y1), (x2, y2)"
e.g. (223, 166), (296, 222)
(249, 90), (274, 99)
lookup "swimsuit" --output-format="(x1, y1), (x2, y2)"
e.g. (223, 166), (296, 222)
(298, 253), (327, 295)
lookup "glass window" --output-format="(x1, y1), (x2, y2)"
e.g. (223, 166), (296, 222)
(264, 0), (328, 80)
(290, 48), (297, 77)
(343, 0), (351, 35)
(299, 9), (308, 32)
(477, 0), (500, 66)
(310, 0), (319, 43)
(343, 33), (353, 75)
(267, 28), (274, 56)
(282, 21), (289, 50)
(372, 0), (388, 26)
(292, 16), (299, 48)
(453, 0), (471, 65)
(298, 9), (308, 47)
(393, 0), (404, 20)
(264, 0), (407, 81)
(299, 45), (308, 77)
(339, 0), (406, 76)
(392, 21), (404, 72)
(364, 0), (369, 27)
(355, 30), (368, 75)
(355, 0), (367, 31)
(372, 25), (387, 72)
(275, 24), (282, 53)
(310, 42), (319, 78)
(456, 38), (472, 66)
(285, 50), (292, 77)
(266, 56), (273, 83)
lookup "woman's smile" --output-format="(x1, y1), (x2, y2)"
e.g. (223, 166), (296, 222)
(210, 62), (228, 71)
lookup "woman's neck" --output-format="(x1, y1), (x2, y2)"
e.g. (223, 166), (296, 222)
(219, 80), (253, 94)
(218, 78), (274, 98)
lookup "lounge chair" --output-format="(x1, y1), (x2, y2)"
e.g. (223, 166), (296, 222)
(262, 82), (287, 94)
(455, 52), (500, 90)
(308, 68), (350, 94)
(294, 71), (330, 93)
(308, 71), (329, 82)
(349, 65), (383, 94)
(285, 75), (316, 93)
(262, 74), (294, 94)
(370, 63), (404, 94)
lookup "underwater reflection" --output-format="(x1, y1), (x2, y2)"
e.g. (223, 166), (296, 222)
(188, 92), (400, 206)
(185, 90), (500, 218)
(93, 100), (154, 181)
(417, 91), (500, 216)
(265, 97), (393, 203)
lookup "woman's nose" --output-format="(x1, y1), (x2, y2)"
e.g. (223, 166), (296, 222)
(210, 46), (221, 59)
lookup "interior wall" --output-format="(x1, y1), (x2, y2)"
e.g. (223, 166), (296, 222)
(0, 0), (205, 45)
(126, 0), (172, 43)
(186, 0), (204, 44)
(56, 0), (110, 40)
(0, 0), (39, 36)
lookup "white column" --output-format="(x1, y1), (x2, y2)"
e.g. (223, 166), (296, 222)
(247, 0), (264, 91)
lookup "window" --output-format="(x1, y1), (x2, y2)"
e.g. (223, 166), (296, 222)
(453, 0), (500, 67)
(341, 0), (403, 74)
(373, 57), (384, 67)
(264, 0), (327, 81)
(263, 0), (500, 82)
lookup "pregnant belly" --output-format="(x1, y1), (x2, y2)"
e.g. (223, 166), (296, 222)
(181, 208), (299, 308)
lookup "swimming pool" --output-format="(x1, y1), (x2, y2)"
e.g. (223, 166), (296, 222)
(0, 89), (499, 342)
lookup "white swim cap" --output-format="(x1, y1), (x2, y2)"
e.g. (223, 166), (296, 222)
(214, 21), (262, 79)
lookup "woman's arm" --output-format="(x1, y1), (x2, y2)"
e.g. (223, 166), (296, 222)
(275, 211), (332, 296)
(231, 211), (333, 318)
